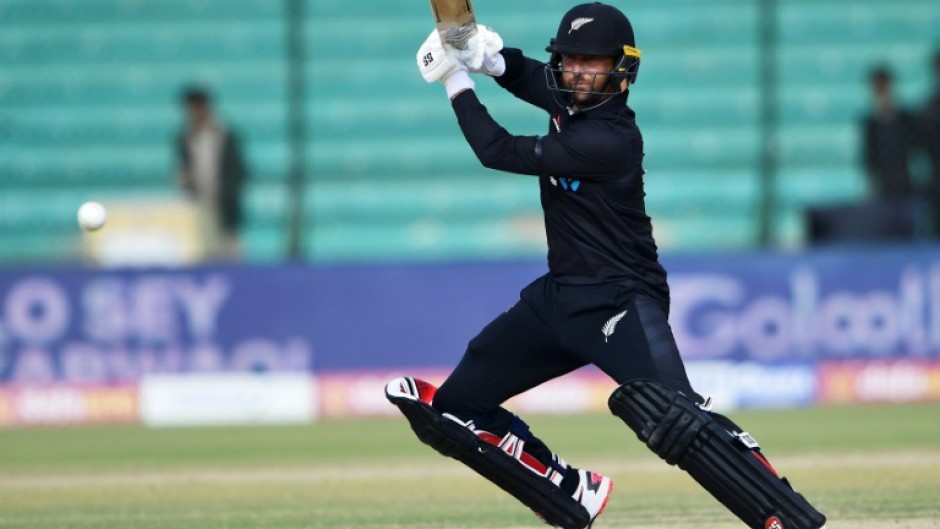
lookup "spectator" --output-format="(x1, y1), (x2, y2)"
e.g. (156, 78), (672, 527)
(176, 86), (248, 260)
(861, 66), (919, 200)
(920, 50), (940, 236)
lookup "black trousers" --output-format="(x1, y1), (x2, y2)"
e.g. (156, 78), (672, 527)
(433, 274), (701, 453)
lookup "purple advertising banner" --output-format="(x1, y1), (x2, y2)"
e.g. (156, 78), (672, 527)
(1, 246), (939, 384)
(666, 247), (940, 362)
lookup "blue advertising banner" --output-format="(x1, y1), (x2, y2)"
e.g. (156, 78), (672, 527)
(665, 247), (940, 362)
(0, 262), (544, 383)
(1, 246), (939, 384)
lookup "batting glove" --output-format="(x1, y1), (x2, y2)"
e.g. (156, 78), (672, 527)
(417, 29), (474, 99)
(465, 25), (505, 77)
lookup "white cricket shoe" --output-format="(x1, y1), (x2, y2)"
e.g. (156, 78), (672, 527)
(384, 376), (437, 405)
(571, 469), (612, 528)
(536, 468), (613, 528)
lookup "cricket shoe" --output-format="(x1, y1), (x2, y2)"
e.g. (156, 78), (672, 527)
(535, 468), (613, 529)
(384, 376), (437, 406)
(570, 469), (613, 528)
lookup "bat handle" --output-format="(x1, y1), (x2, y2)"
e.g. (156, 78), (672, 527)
(442, 22), (478, 50)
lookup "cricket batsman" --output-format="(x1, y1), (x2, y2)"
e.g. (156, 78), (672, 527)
(386, 3), (829, 528)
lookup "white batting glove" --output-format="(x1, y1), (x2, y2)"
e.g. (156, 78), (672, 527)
(464, 25), (505, 77)
(417, 29), (475, 99)
(452, 32), (485, 72)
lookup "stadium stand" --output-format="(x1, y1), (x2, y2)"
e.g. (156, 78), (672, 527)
(0, 0), (936, 264)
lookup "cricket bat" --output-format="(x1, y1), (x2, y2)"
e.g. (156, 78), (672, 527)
(429, 0), (477, 50)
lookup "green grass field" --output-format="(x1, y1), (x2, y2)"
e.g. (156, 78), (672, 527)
(2, 402), (939, 529)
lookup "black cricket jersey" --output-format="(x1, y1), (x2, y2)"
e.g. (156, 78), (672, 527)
(450, 48), (669, 303)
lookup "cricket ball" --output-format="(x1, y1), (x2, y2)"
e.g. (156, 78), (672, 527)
(77, 201), (107, 231)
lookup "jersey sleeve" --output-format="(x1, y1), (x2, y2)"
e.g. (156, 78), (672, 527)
(451, 92), (639, 181)
(494, 48), (556, 113)
(451, 90), (542, 176)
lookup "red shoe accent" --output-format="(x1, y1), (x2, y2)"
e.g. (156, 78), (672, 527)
(412, 378), (438, 405)
(765, 515), (785, 529)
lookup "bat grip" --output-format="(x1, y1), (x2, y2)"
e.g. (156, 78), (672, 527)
(442, 23), (478, 49)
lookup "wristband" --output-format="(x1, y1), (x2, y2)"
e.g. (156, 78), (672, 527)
(443, 70), (475, 99)
(486, 53), (506, 77)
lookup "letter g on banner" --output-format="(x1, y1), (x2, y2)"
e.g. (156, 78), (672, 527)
(670, 275), (745, 360)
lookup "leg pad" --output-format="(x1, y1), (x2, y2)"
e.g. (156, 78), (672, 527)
(386, 377), (590, 529)
(609, 379), (826, 529)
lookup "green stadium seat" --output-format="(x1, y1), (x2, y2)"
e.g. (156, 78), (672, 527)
(775, 168), (866, 208)
(0, 0), (927, 264)
(649, 213), (757, 251)
(0, 190), (81, 232)
(309, 217), (548, 263)
(0, 233), (81, 264)
(646, 170), (759, 217)
(634, 86), (759, 127)
(643, 126), (761, 170)
(0, 23), (284, 65)
(1, 146), (171, 185)
(243, 183), (290, 228)
(779, 1), (939, 44)
(7, 70), (286, 108)
(777, 87), (869, 126)
(241, 226), (287, 261)
(308, 137), (480, 180)
(776, 124), (858, 167)
(0, 0), (282, 24)
(308, 177), (540, 224)
(633, 47), (759, 90)
(628, 1), (758, 47)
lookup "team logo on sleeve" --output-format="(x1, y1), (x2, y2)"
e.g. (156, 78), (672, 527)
(549, 176), (581, 192)
(559, 178), (580, 191)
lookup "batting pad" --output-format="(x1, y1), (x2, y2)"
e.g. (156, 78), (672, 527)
(386, 379), (591, 529)
(609, 379), (826, 529)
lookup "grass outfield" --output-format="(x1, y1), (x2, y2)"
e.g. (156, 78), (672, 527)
(1, 402), (939, 529)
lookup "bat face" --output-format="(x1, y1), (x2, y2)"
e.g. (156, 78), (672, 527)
(429, 0), (477, 49)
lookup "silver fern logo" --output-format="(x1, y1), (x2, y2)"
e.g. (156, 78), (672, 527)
(602, 310), (628, 343)
(569, 17), (594, 34)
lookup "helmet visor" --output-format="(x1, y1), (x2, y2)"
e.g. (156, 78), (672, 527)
(545, 66), (622, 97)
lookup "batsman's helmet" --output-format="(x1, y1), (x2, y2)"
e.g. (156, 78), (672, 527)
(545, 2), (642, 102)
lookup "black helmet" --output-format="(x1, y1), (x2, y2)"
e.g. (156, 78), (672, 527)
(545, 2), (641, 87)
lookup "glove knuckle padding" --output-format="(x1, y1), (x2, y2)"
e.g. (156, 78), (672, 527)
(388, 392), (590, 529)
(609, 379), (827, 529)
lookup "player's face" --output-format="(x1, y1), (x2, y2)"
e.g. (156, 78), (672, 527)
(560, 54), (616, 105)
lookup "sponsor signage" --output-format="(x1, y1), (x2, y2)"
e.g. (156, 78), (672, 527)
(818, 360), (940, 403)
(666, 248), (940, 362)
(0, 268), (315, 384)
(2, 246), (940, 419)
(0, 384), (138, 426)
(685, 361), (816, 410)
(140, 373), (316, 426)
